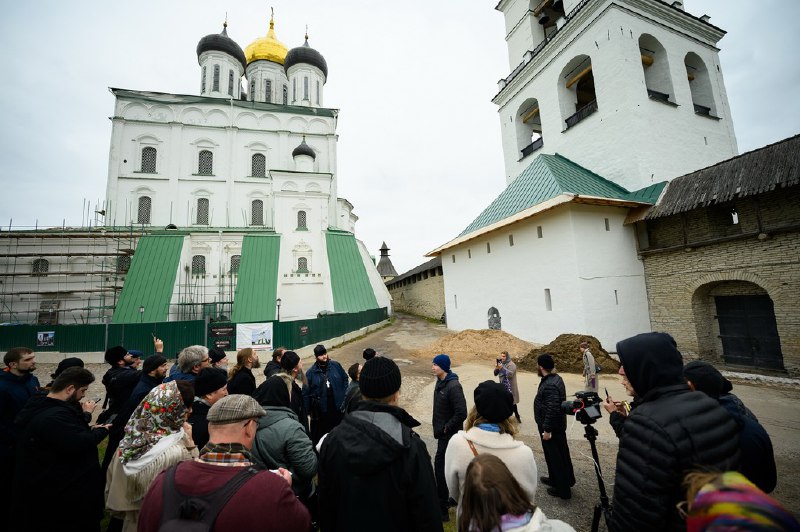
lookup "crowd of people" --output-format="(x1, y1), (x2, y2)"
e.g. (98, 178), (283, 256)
(0, 332), (797, 532)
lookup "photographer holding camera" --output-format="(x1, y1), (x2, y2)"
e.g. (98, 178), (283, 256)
(493, 351), (521, 423)
(533, 354), (575, 500)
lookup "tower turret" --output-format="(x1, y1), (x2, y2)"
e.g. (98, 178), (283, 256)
(197, 22), (246, 99)
(284, 32), (328, 107)
(244, 10), (290, 103)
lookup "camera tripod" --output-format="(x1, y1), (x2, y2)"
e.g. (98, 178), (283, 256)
(583, 423), (612, 532)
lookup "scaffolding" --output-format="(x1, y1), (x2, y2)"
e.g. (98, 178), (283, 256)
(0, 223), (145, 324)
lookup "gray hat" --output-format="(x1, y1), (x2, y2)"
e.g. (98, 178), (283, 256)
(207, 394), (265, 425)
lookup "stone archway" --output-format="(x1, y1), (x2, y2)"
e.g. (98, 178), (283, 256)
(691, 279), (783, 369)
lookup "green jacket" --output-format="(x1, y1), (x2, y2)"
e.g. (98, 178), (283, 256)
(251, 405), (318, 489)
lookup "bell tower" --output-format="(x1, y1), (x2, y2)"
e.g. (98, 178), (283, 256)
(493, 0), (737, 191)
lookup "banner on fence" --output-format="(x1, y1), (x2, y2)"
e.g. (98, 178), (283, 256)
(236, 323), (273, 351)
(36, 331), (55, 347)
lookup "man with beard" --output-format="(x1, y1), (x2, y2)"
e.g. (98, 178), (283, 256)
(533, 353), (575, 500)
(12, 367), (109, 532)
(304, 345), (348, 445)
(99, 345), (141, 424)
(227, 348), (260, 396)
(0, 347), (40, 529)
(164, 345), (211, 383)
(101, 353), (170, 479)
(602, 365), (638, 438)
(263, 346), (285, 378)
(431, 354), (467, 521)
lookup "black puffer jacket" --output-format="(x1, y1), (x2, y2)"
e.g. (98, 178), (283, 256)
(533, 373), (567, 433)
(431, 372), (467, 439)
(318, 401), (442, 532)
(609, 333), (740, 532)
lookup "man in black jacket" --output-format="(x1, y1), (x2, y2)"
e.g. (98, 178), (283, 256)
(431, 354), (467, 521)
(12, 367), (109, 532)
(188, 367), (229, 449)
(683, 360), (776, 493)
(319, 357), (442, 532)
(533, 353), (575, 499)
(99, 345), (141, 423)
(609, 332), (740, 532)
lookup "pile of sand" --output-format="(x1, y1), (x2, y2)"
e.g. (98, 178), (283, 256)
(409, 329), (540, 366)
(517, 333), (621, 374)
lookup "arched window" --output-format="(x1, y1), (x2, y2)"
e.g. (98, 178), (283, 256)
(230, 255), (241, 274)
(140, 147), (157, 173)
(297, 210), (307, 230)
(303, 77), (309, 100)
(250, 79), (256, 101)
(282, 85), (288, 105)
(516, 98), (543, 160)
(297, 257), (308, 273)
(265, 80), (272, 103)
(252, 153), (266, 177)
(212, 65), (220, 92)
(196, 198), (209, 225)
(32, 258), (49, 277)
(137, 196), (152, 224)
(251, 200), (264, 226)
(316, 80), (320, 105)
(639, 34), (674, 103)
(198, 150), (213, 175)
(228, 70), (234, 97)
(559, 55), (598, 129)
(191, 255), (206, 275)
(116, 255), (131, 273)
(201, 66), (207, 93)
(685, 52), (717, 116)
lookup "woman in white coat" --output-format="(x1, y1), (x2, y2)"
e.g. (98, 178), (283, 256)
(445, 380), (537, 514)
(457, 454), (575, 532)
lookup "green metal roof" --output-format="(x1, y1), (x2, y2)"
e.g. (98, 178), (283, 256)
(326, 231), (379, 312)
(623, 181), (668, 204)
(112, 235), (185, 324)
(231, 234), (281, 323)
(460, 154), (634, 236)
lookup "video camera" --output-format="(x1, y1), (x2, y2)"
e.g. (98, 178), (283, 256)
(561, 391), (603, 425)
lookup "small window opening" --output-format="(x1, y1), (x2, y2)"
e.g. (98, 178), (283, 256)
(537, 226), (543, 238)
(486, 242), (491, 254)
(544, 289), (552, 311)
(604, 218), (610, 231)
(509, 234), (514, 247)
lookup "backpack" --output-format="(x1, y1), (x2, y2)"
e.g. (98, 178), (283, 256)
(158, 463), (259, 531)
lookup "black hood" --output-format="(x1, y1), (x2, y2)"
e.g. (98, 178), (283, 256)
(616, 332), (684, 398)
(329, 402), (419, 476)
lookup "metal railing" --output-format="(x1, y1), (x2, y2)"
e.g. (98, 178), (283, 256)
(565, 99), (598, 129)
(647, 89), (671, 102)
(520, 137), (544, 159)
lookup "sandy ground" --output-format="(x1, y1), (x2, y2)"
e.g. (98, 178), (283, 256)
(34, 313), (800, 531)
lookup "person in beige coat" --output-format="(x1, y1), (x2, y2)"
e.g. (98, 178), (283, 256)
(445, 381), (537, 518)
(105, 380), (198, 532)
(494, 351), (521, 422)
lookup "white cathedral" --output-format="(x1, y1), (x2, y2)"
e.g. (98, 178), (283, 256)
(0, 15), (390, 326)
(429, 0), (738, 349)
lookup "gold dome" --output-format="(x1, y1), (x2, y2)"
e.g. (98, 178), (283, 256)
(245, 14), (288, 65)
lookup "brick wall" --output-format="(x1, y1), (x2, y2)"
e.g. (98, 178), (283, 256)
(642, 189), (800, 377)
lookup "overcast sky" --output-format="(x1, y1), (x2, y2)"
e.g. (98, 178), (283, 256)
(1, 1), (798, 275)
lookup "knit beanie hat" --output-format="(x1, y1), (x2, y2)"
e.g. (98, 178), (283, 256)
(314, 344), (327, 357)
(683, 361), (725, 398)
(104, 346), (127, 366)
(128, 350), (144, 358)
(537, 353), (555, 371)
(280, 351), (300, 372)
(208, 347), (227, 365)
(142, 355), (167, 374)
(432, 354), (451, 373)
(52, 357), (84, 379)
(359, 356), (402, 399)
(194, 368), (228, 397)
(363, 348), (377, 361)
(474, 380), (514, 423)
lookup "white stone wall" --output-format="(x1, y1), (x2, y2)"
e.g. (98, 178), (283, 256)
(286, 64), (325, 107)
(442, 203), (650, 349)
(245, 60), (288, 103)
(198, 51), (244, 99)
(495, 2), (737, 191)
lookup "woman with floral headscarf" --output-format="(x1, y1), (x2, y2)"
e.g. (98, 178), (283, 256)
(105, 380), (197, 532)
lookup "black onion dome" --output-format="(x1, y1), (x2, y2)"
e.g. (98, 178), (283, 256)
(292, 138), (316, 159)
(284, 37), (328, 79)
(197, 24), (247, 71)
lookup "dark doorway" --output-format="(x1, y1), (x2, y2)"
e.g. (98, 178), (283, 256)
(714, 295), (783, 370)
